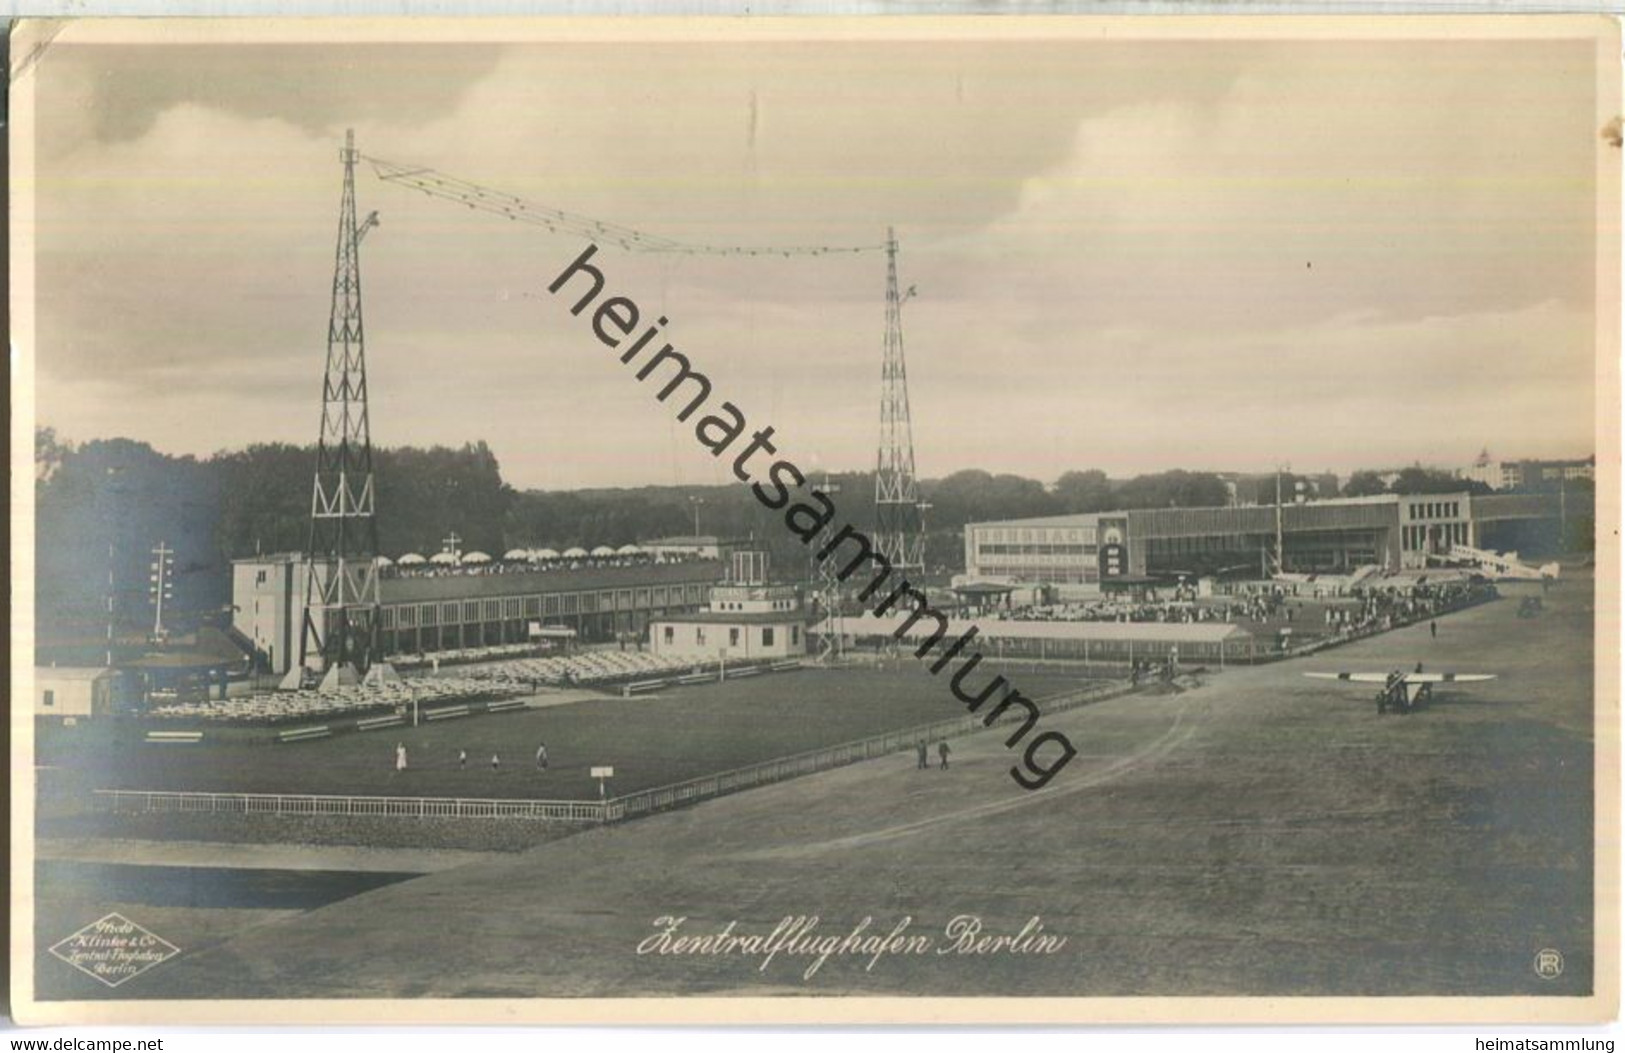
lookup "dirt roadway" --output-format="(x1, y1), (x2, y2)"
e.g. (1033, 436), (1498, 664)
(51, 576), (1598, 1001)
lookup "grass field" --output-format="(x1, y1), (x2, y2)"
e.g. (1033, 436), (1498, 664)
(40, 663), (1094, 804)
(83, 570), (1598, 1003)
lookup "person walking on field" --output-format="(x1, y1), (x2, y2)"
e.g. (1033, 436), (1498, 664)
(916, 741), (929, 770)
(458, 748), (468, 770)
(1430, 620), (1438, 639)
(395, 742), (408, 773)
(535, 742), (549, 771)
(491, 753), (501, 772)
(938, 741), (951, 770)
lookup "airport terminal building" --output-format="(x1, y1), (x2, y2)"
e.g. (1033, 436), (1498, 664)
(233, 554), (723, 675)
(962, 492), (1563, 593)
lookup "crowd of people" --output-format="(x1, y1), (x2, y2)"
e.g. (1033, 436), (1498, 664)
(1321, 579), (1499, 639)
(381, 550), (708, 580)
(996, 599), (1251, 626)
(985, 574), (1498, 641)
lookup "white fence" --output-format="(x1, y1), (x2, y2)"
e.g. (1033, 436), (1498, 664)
(100, 677), (1137, 826)
(96, 789), (606, 822)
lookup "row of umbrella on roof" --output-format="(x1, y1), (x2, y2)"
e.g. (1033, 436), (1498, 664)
(378, 544), (650, 567)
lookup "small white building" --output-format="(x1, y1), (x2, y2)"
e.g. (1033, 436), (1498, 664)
(35, 667), (116, 719)
(648, 576), (807, 661)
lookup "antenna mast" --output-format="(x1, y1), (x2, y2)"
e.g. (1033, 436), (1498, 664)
(283, 130), (389, 690)
(874, 228), (925, 577)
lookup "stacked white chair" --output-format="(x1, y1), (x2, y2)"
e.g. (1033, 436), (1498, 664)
(145, 676), (529, 724)
(464, 650), (713, 688)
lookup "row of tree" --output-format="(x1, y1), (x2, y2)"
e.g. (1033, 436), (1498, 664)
(34, 426), (1582, 644)
(33, 431), (516, 643)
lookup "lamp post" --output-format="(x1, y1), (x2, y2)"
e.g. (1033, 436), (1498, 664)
(1273, 461), (1291, 576)
(102, 465), (129, 668)
(813, 473), (844, 661)
(150, 541), (174, 641)
(688, 496), (705, 539)
(916, 500), (934, 576)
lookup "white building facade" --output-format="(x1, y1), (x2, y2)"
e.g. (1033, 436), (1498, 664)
(648, 582), (807, 661)
(34, 667), (116, 719)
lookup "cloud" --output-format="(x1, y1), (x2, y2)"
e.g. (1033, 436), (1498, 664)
(28, 37), (1604, 489)
(973, 43), (1598, 332)
(38, 43), (504, 150)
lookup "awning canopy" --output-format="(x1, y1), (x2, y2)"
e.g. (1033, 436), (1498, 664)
(823, 612), (1255, 646)
(952, 582), (1017, 597)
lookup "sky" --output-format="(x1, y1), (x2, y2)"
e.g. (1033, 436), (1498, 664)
(28, 30), (1608, 491)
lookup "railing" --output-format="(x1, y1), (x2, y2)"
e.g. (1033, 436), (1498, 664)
(99, 677), (1139, 826)
(95, 789), (606, 822)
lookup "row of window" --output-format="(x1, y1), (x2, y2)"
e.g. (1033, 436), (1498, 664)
(975, 544), (1098, 557)
(1149, 534), (1241, 555)
(975, 527), (1096, 545)
(379, 584), (709, 629)
(661, 624), (799, 648)
(713, 599), (796, 611)
(1407, 500), (1462, 521)
(1403, 522), (1469, 550)
(1146, 528), (1380, 557)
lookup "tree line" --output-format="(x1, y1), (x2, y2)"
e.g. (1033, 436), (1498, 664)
(34, 426), (1560, 645)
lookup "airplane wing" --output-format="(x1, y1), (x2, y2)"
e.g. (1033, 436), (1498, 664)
(1303, 672), (1497, 685)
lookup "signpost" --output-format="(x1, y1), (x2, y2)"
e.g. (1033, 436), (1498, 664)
(591, 765), (614, 802)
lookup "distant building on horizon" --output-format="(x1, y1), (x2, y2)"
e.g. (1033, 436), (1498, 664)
(1458, 449), (1594, 492)
(1218, 471), (1341, 507)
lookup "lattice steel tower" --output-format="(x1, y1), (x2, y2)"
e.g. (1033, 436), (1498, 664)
(874, 228), (926, 576)
(283, 129), (387, 691)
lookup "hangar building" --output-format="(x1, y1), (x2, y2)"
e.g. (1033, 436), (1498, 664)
(962, 491), (1564, 595)
(233, 552), (723, 676)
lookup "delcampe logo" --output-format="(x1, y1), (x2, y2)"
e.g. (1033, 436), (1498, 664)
(49, 913), (181, 988)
